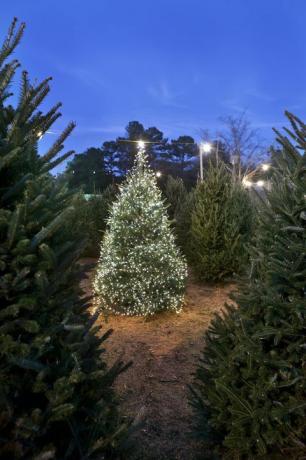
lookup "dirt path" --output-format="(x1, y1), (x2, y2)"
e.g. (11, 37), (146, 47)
(81, 260), (234, 460)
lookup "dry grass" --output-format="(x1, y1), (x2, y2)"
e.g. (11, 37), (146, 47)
(80, 259), (234, 460)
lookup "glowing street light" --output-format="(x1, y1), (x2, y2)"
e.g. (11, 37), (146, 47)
(201, 142), (212, 154)
(199, 142), (212, 181)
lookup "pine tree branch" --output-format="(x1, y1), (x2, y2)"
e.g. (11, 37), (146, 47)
(42, 150), (75, 173)
(0, 18), (25, 68)
(1, 173), (33, 203)
(30, 206), (75, 249)
(41, 122), (76, 164)
(0, 60), (20, 98)
(0, 147), (21, 171)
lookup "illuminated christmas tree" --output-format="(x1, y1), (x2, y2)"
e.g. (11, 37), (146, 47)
(93, 142), (187, 316)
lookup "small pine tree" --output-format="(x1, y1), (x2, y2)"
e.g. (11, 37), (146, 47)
(94, 147), (187, 316)
(191, 112), (306, 459)
(188, 161), (253, 281)
(67, 184), (118, 257)
(164, 175), (194, 252)
(0, 19), (129, 459)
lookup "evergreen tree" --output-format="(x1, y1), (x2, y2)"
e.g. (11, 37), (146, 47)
(116, 121), (166, 175)
(188, 161), (253, 281)
(93, 146), (187, 316)
(0, 19), (129, 459)
(167, 135), (198, 174)
(191, 112), (306, 458)
(164, 175), (194, 253)
(67, 184), (118, 257)
(102, 140), (120, 176)
(157, 136), (198, 187)
(66, 147), (112, 193)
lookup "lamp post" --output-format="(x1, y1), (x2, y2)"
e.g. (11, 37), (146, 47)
(199, 142), (212, 181)
(231, 152), (240, 180)
(215, 140), (220, 165)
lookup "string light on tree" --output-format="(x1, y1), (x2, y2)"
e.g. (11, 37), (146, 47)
(242, 162), (272, 188)
(242, 177), (252, 188)
(137, 140), (145, 150)
(93, 140), (187, 316)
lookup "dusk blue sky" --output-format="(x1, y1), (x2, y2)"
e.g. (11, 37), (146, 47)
(3, 0), (306, 168)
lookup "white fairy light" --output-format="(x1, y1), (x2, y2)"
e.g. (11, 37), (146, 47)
(257, 180), (265, 187)
(93, 147), (187, 316)
(156, 171), (162, 178)
(137, 140), (145, 150)
(242, 177), (252, 188)
(261, 163), (271, 171)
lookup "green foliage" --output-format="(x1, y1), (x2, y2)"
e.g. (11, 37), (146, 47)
(191, 112), (306, 459)
(163, 175), (194, 253)
(63, 120), (202, 186)
(67, 185), (117, 257)
(66, 147), (113, 193)
(188, 161), (253, 281)
(0, 19), (129, 459)
(166, 135), (198, 174)
(227, 180), (255, 266)
(94, 149), (187, 316)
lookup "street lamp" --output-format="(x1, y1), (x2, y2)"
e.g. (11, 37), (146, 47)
(202, 142), (212, 154)
(199, 142), (212, 181)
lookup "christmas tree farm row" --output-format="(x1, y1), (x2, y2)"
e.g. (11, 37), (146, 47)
(92, 111), (305, 458)
(0, 18), (305, 459)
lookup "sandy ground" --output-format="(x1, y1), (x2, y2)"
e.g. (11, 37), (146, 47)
(80, 259), (234, 460)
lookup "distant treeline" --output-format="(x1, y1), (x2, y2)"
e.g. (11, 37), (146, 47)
(64, 115), (264, 192)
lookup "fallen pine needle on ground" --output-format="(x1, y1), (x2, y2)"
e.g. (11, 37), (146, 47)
(80, 259), (234, 460)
